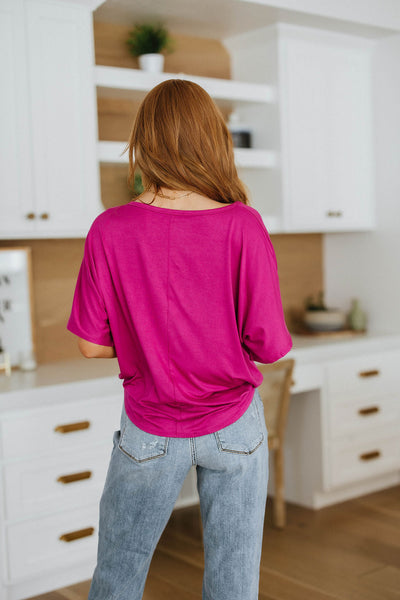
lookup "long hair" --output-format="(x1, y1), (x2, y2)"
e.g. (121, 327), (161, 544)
(123, 79), (250, 205)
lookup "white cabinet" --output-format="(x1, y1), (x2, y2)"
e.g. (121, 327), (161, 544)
(225, 24), (376, 233)
(0, 387), (122, 597)
(324, 351), (400, 489)
(280, 32), (375, 232)
(0, 373), (199, 599)
(0, 0), (34, 237)
(272, 337), (400, 510)
(0, 0), (103, 239)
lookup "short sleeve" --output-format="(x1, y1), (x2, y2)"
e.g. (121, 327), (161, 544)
(67, 219), (114, 347)
(237, 219), (292, 364)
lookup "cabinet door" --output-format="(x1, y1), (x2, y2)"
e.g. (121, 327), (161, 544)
(280, 37), (374, 232)
(25, 0), (102, 236)
(0, 0), (34, 237)
(324, 45), (374, 231)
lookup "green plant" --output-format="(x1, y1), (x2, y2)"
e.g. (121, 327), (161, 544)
(304, 290), (327, 311)
(128, 172), (144, 198)
(126, 23), (173, 57)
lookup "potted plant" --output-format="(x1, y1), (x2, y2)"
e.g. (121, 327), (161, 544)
(126, 23), (173, 73)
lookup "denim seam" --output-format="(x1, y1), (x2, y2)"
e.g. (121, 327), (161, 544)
(215, 433), (264, 455)
(190, 437), (197, 465)
(117, 440), (169, 463)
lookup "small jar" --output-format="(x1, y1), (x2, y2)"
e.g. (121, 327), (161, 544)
(227, 111), (252, 148)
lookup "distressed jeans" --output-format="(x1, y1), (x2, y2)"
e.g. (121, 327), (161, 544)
(88, 387), (269, 600)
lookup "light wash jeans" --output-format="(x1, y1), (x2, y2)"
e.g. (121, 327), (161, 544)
(88, 387), (269, 600)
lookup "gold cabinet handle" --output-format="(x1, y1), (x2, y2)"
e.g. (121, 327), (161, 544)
(59, 527), (95, 542)
(326, 210), (343, 217)
(57, 470), (92, 484)
(359, 450), (381, 461)
(54, 420), (91, 434)
(358, 369), (380, 378)
(358, 406), (380, 416)
(40, 212), (49, 219)
(26, 212), (36, 219)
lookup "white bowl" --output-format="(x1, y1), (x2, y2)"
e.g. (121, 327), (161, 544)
(303, 309), (347, 331)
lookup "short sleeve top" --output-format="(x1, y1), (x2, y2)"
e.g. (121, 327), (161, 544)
(67, 201), (292, 437)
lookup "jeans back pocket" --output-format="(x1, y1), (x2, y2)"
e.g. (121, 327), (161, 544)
(214, 390), (265, 455)
(118, 404), (169, 463)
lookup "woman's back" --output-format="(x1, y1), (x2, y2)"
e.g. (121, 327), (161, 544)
(67, 199), (292, 438)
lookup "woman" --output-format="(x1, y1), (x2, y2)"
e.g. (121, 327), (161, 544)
(67, 79), (292, 600)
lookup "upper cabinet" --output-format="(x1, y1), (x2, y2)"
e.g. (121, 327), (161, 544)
(225, 24), (376, 233)
(1, 0), (379, 238)
(0, 0), (103, 239)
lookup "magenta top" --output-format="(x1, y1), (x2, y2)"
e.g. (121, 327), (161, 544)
(67, 200), (293, 437)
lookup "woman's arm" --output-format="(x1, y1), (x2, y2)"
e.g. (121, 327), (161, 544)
(78, 337), (117, 359)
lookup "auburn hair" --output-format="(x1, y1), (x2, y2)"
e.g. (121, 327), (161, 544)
(124, 79), (250, 205)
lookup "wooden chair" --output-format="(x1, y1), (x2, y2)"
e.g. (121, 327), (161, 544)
(256, 358), (295, 529)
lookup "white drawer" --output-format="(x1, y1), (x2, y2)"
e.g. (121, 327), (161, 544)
(329, 429), (400, 488)
(326, 350), (400, 399)
(3, 442), (113, 521)
(6, 503), (99, 581)
(1, 395), (123, 460)
(291, 363), (323, 394)
(329, 394), (399, 440)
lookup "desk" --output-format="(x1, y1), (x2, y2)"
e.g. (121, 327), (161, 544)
(264, 331), (400, 509)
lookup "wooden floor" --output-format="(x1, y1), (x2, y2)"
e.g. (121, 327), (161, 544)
(29, 485), (400, 600)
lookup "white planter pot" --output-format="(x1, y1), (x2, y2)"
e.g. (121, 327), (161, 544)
(138, 53), (165, 73)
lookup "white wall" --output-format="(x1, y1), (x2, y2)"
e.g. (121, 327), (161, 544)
(323, 34), (400, 335)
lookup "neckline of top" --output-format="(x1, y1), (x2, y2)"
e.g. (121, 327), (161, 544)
(128, 200), (240, 214)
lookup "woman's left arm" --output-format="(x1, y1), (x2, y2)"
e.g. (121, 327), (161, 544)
(78, 337), (117, 359)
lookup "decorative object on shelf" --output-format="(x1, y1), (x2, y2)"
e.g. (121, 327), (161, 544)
(348, 298), (367, 331)
(0, 336), (11, 376)
(126, 23), (173, 73)
(0, 247), (36, 367)
(227, 111), (252, 148)
(302, 290), (347, 331)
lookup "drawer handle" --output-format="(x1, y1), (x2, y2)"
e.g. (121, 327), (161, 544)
(57, 470), (92, 484)
(326, 210), (343, 217)
(359, 450), (381, 461)
(54, 420), (91, 434)
(358, 369), (380, 378)
(358, 406), (380, 416)
(59, 527), (95, 543)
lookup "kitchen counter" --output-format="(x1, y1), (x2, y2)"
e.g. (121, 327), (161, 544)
(1, 330), (399, 398)
(288, 330), (400, 362)
(0, 356), (120, 395)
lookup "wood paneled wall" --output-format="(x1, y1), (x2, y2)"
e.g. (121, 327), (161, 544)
(1, 20), (323, 365)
